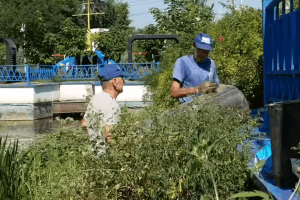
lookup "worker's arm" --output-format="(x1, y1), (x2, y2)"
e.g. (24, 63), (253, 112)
(105, 126), (111, 143)
(81, 119), (87, 128)
(171, 80), (218, 98)
(171, 81), (198, 98)
(82, 118), (111, 143)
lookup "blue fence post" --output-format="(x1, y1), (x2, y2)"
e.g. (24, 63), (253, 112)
(263, 0), (273, 105)
(26, 64), (30, 86)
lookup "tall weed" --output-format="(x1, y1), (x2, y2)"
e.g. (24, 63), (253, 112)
(0, 137), (31, 200)
(20, 120), (97, 199)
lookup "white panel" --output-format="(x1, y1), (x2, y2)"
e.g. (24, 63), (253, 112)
(0, 88), (34, 103)
(60, 84), (93, 101)
(116, 85), (147, 101)
(34, 84), (58, 103)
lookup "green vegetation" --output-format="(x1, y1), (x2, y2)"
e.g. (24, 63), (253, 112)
(209, 6), (263, 109)
(0, 0), (132, 64)
(0, 43), (5, 65)
(93, 0), (133, 63)
(143, 2), (263, 109)
(0, 97), (266, 199)
(0, 0), (271, 199)
(0, 137), (31, 200)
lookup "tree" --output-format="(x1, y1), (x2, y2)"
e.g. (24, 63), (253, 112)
(95, 26), (133, 62)
(0, 0), (81, 63)
(93, 0), (132, 62)
(41, 18), (87, 64)
(132, 25), (165, 63)
(150, 0), (214, 36)
(56, 19), (87, 58)
(209, 6), (263, 108)
(74, 0), (131, 29)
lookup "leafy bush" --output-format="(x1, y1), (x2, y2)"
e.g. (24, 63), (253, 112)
(20, 119), (97, 199)
(90, 97), (255, 199)
(13, 98), (257, 199)
(209, 6), (263, 109)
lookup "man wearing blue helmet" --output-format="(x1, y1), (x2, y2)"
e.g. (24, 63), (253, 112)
(82, 64), (125, 158)
(171, 33), (220, 103)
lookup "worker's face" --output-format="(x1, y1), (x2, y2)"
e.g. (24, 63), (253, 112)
(113, 77), (125, 94)
(194, 47), (210, 63)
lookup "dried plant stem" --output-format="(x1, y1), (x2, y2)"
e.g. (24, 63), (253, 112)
(209, 165), (219, 200)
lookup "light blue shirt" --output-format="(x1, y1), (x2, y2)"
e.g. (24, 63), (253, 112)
(173, 55), (220, 103)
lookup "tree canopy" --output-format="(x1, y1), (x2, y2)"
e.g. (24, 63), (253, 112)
(209, 6), (264, 108)
(0, 0), (132, 64)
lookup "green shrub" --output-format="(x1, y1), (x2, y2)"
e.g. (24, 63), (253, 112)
(91, 97), (255, 199)
(13, 100), (257, 199)
(209, 6), (263, 109)
(20, 119), (97, 200)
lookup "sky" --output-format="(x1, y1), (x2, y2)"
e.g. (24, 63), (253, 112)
(123, 0), (263, 29)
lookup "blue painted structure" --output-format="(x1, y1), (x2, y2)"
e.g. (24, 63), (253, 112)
(0, 63), (160, 85)
(263, 0), (300, 105)
(252, 0), (300, 198)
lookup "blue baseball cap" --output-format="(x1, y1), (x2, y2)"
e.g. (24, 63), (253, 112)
(98, 64), (125, 81)
(194, 33), (214, 51)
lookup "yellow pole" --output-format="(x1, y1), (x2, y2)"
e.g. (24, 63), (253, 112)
(72, 0), (104, 52)
(87, 0), (90, 30)
(87, 0), (91, 51)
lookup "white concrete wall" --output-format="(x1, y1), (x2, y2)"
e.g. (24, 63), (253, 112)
(94, 85), (147, 102)
(0, 83), (149, 104)
(0, 88), (34, 103)
(51, 84), (60, 101)
(117, 85), (147, 102)
(59, 84), (94, 101)
(34, 84), (60, 103)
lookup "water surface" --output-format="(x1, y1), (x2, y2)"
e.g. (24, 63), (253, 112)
(0, 117), (81, 150)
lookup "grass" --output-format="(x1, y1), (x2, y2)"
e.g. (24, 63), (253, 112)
(0, 137), (31, 200)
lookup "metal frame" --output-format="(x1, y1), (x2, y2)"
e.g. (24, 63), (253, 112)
(0, 38), (17, 65)
(127, 34), (180, 63)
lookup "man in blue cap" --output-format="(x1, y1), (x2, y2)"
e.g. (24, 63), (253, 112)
(171, 33), (220, 103)
(82, 64), (125, 158)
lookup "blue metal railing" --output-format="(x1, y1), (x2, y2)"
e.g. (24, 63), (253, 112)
(0, 63), (160, 85)
(263, 0), (300, 105)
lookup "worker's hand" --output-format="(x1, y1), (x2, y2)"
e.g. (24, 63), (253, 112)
(81, 119), (87, 127)
(197, 81), (218, 94)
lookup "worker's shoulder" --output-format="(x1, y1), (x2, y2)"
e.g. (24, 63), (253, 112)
(176, 55), (192, 62)
(92, 91), (109, 99)
(208, 58), (216, 67)
(89, 92), (112, 106)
